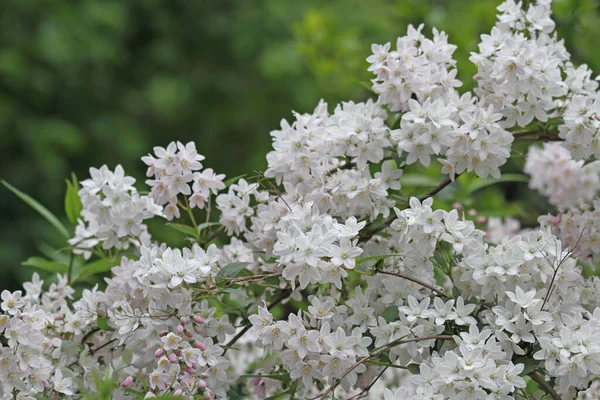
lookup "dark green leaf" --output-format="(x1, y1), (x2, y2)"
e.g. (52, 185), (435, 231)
(96, 317), (115, 332)
(221, 287), (248, 299)
(197, 221), (221, 233)
(359, 81), (375, 93)
(215, 262), (250, 281)
(61, 340), (84, 352)
(515, 357), (540, 376)
(466, 174), (529, 194)
(381, 305), (399, 323)
(356, 254), (402, 266)
(22, 256), (68, 274)
(224, 174), (247, 187)
(64, 178), (82, 225)
(72, 259), (111, 283)
(238, 374), (291, 385)
(407, 364), (420, 374)
(3, 180), (70, 239)
(167, 223), (199, 238)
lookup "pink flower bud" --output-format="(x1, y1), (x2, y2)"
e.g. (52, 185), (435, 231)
(198, 380), (207, 389)
(186, 330), (193, 338)
(54, 314), (63, 321)
(452, 202), (462, 210)
(154, 348), (164, 358)
(169, 353), (178, 363)
(176, 325), (184, 335)
(193, 315), (204, 324)
(183, 365), (195, 374)
(191, 362), (199, 369)
(478, 216), (486, 224)
(173, 389), (183, 396)
(121, 376), (134, 388)
(596, 114), (600, 121)
(468, 209), (477, 216)
(180, 317), (188, 325)
(144, 392), (156, 399)
(200, 373), (208, 379)
(194, 326), (202, 334)
(194, 341), (206, 351)
(42, 380), (49, 389)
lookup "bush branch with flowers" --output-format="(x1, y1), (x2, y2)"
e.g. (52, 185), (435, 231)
(4, 0), (600, 399)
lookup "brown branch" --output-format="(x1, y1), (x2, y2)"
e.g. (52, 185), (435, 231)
(199, 225), (225, 247)
(308, 335), (454, 399)
(375, 269), (448, 298)
(223, 288), (292, 354)
(528, 371), (561, 400)
(358, 173), (461, 243)
(89, 338), (118, 356)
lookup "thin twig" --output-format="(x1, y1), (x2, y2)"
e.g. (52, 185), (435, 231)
(223, 288), (292, 354)
(199, 225), (225, 247)
(358, 173), (461, 243)
(374, 269), (448, 298)
(308, 335), (454, 399)
(528, 371), (561, 400)
(347, 366), (388, 400)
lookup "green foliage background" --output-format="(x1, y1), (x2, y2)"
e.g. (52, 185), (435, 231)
(1, 0), (600, 289)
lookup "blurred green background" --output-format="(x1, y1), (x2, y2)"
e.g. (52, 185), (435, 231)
(2, 0), (600, 289)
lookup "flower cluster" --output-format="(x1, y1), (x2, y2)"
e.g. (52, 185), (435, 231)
(143, 141), (226, 220)
(525, 142), (600, 210)
(263, 99), (400, 222)
(8, 0), (600, 399)
(69, 165), (162, 259)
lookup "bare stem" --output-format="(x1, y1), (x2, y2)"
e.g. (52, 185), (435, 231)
(375, 269), (448, 298)
(528, 371), (561, 400)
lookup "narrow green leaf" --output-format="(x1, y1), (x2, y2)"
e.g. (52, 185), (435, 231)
(359, 81), (375, 93)
(224, 174), (247, 187)
(238, 374), (291, 385)
(22, 257), (68, 274)
(72, 259), (112, 283)
(96, 316), (115, 332)
(221, 287), (248, 299)
(197, 221), (221, 233)
(407, 364), (420, 374)
(3, 180), (70, 239)
(356, 254), (402, 266)
(61, 340), (84, 352)
(467, 174), (529, 194)
(215, 262), (250, 281)
(167, 223), (199, 238)
(64, 179), (82, 224)
(515, 357), (540, 376)
(381, 305), (399, 323)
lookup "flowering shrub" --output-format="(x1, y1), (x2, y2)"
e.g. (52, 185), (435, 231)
(4, 1), (600, 399)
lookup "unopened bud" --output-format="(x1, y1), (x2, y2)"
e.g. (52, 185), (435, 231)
(452, 202), (462, 210)
(468, 209), (477, 217)
(198, 380), (207, 389)
(176, 325), (184, 335)
(121, 376), (134, 388)
(168, 353), (178, 363)
(478, 216), (486, 224)
(173, 389), (183, 396)
(154, 348), (164, 358)
(194, 341), (206, 351)
(193, 315), (205, 324)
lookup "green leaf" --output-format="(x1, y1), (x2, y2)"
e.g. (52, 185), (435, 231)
(407, 364), (420, 374)
(72, 259), (112, 283)
(3, 180), (70, 239)
(381, 305), (399, 323)
(64, 177), (82, 225)
(221, 287), (248, 299)
(22, 256), (68, 274)
(224, 174), (247, 187)
(167, 223), (199, 238)
(359, 81), (375, 93)
(466, 174), (529, 194)
(215, 262), (250, 281)
(61, 340), (84, 352)
(356, 254), (403, 266)
(238, 374), (291, 385)
(196, 221), (221, 233)
(400, 174), (440, 187)
(515, 357), (540, 376)
(96, 316), (115, 332)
